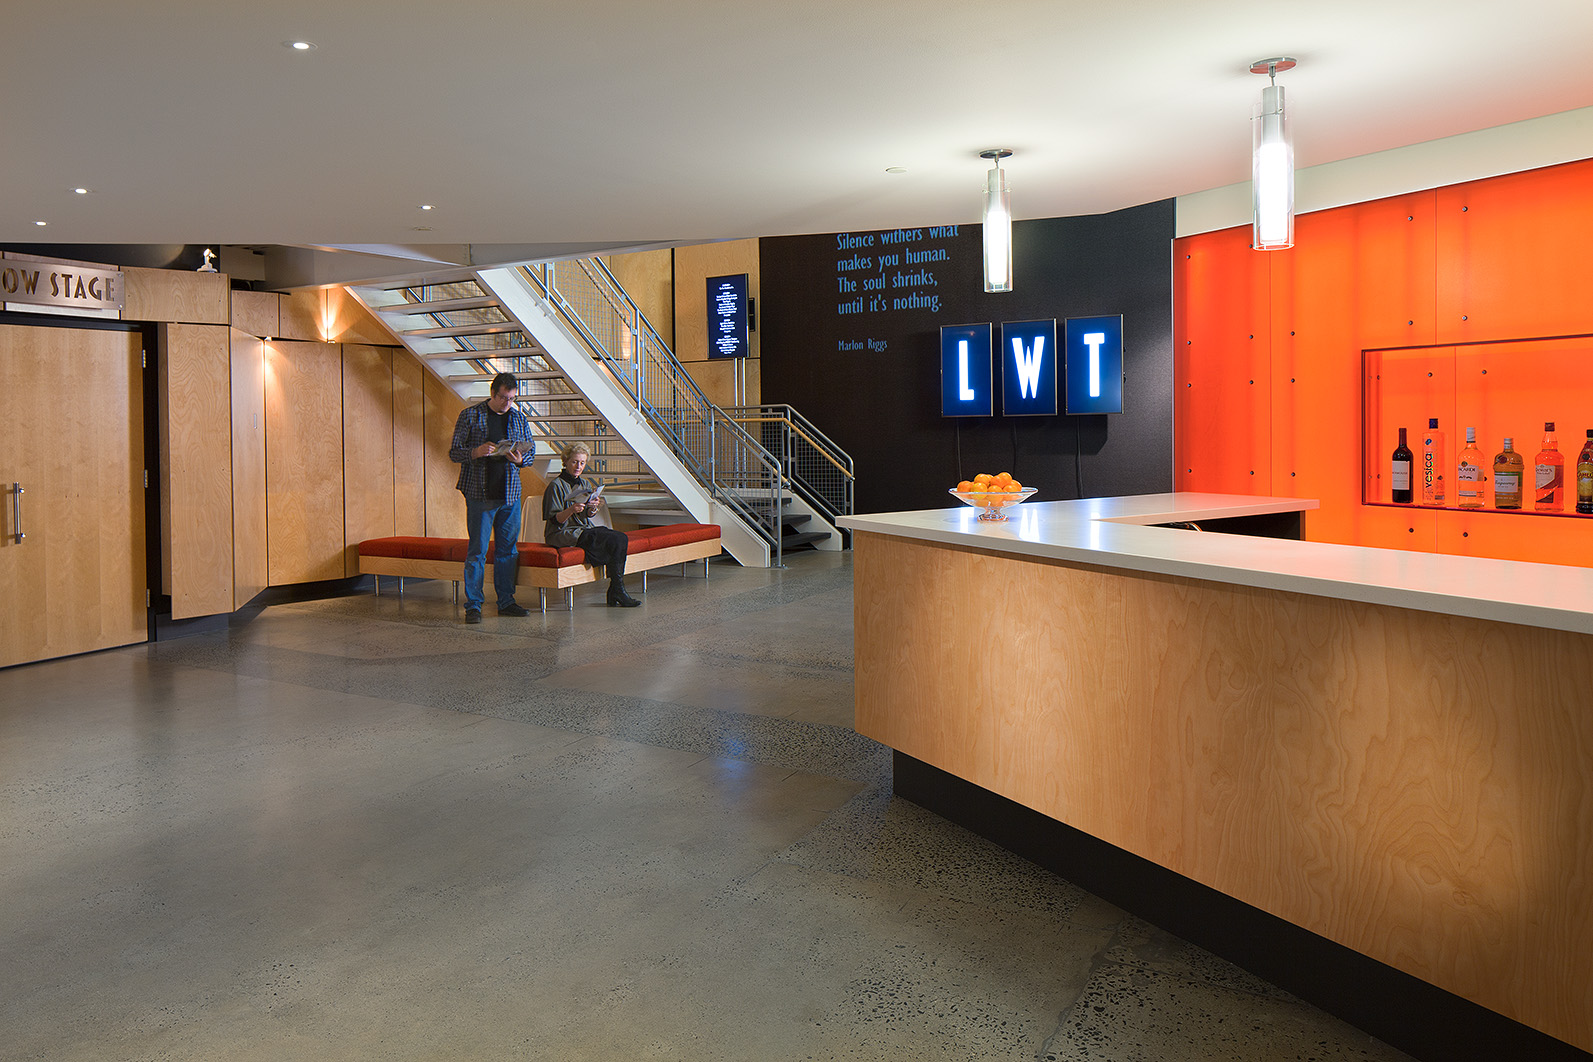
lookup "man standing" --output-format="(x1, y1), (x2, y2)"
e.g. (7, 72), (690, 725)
(450, 372), (535, 623)
(543, 443), (640, 607)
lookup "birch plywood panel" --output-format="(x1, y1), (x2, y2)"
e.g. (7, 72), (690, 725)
(0, 325), (146, 667)
(323, 288), (398, 345)
(853, 531), (1593, 1051)
(607, 248), (675, 347)
(160, 323), (234, 618)
(278, 290), (325, 342)
(392, 350), (426, 536)
(674, 239), (758, 363)
(230, 290), (279, 338)
(230, 330), (267, 608)
(423, 371), (466, 538)
(342, 345), (395, 576)
(123, 267), (228, 324)
(265, 341), (345, 584)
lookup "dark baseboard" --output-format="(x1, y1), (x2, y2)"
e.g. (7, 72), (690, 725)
(892, 751), (1589, 1062)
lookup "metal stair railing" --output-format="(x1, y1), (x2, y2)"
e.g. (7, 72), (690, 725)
(516, 258), (787, 566)
(722, 404), (854, 524)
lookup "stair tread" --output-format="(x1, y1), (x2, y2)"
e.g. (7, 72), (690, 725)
(382, 295), (499, 315)
(400, 322), (524, 339)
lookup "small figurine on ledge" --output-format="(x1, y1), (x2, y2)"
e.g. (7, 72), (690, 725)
(197, 248), (218, 272)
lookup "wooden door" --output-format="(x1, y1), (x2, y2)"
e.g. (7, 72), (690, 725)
(0, 324), (147, 668)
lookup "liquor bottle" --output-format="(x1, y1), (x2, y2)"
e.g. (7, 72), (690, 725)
(1493, 437), (1524, 510)
(1390, 427), (1414, 503)
(1456, 427), (1485, 509)
(1578, 430), (1593, 515)
(1534, 422), (1564, 511)
(1422, 418), (1445, 505)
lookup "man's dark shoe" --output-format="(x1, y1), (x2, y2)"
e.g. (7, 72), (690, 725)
(464, 609), (482, 624)
(498, 603), (529, 617)
(607, 582), (641, 608)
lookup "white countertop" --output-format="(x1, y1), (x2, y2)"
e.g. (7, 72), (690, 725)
(839, 493), (1593, 636)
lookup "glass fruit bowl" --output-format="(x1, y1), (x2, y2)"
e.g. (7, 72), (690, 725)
(948, 486), (1038, 521)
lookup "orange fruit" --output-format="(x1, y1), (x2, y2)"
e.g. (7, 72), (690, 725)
(1008, 480), (1023, 492)
(995, 472), (1013, 484)
(973, 473), (993, 485)
(956, 480), (974, 493)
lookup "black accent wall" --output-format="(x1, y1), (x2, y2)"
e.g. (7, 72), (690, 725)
(760, 200), (1175, 514)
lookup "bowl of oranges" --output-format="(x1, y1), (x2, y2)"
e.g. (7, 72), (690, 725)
(949, 472), (1037, 521)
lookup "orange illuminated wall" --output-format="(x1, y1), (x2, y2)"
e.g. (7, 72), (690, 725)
(1175, 156), (1593, 566)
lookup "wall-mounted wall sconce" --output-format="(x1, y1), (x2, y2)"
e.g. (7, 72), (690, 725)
(980, 149), (1014, 292)
(1250, 57), (1296, 250)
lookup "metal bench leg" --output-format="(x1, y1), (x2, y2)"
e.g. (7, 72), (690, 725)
(641, 571), (647, 593)
(374, 575), (381, 596)
(565, 588), (574, 611)
(398, 576), (405, 596)
(453, 581), (459, 603)
(539, 588), (546, 614)
(703, 557), (710, 580)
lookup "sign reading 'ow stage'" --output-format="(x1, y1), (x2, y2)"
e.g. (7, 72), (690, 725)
(940, 316), (1123, 417)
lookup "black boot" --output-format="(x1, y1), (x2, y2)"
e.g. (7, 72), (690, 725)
(607, 576), (640, 608)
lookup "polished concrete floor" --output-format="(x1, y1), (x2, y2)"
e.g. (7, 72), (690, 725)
(1, 552), (1414, 1061)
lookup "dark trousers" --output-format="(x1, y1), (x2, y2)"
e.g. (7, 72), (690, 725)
(577, 527), (629, 582)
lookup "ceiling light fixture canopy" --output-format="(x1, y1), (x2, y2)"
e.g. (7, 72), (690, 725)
(1250, 56), (1296, 251)
(980, 148), (1013, 293)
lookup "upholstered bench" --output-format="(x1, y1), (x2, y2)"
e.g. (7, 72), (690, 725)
(357, 523), (722, 611)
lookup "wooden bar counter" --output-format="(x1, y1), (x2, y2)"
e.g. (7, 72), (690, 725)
(840, 494), (1593, 1060)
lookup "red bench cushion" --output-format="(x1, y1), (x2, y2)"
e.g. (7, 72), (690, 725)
(360, 523), (719, 569)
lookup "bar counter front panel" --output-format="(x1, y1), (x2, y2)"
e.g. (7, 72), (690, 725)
(843, 495), (1593, 1056)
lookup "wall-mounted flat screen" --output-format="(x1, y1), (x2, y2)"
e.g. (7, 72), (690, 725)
(707, 273), (750, 358)
(940, 323), (993, 417)
(1064, 315), (1124, 414)
(1000, 319), (1058, 416)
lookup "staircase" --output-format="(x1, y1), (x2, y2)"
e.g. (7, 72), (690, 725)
(346, 257), (851, 567)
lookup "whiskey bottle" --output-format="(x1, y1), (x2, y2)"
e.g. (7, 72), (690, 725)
(1391, 427), (1413, 503)
(1578, 430), (1593, 515)
(1456, 427), (1485, 510)
(1534, 422), (1564, 511)
(1493, 437), (1524, 510)
(1422, 418), (1445, 505)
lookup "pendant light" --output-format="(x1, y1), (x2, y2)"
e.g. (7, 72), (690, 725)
(1250, 57), (1296, 250)
(980, 149), (1013, 292)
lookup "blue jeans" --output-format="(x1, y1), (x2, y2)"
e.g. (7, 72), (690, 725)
(463, 496), (521, 611)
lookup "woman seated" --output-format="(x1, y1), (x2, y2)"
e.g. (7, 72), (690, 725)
(542, 443), (640, 607)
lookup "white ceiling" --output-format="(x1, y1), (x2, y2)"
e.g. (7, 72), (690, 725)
(6, 0), (1593, 251)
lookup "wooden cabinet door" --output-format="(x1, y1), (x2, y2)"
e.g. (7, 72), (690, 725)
(0, 324), (147, 668)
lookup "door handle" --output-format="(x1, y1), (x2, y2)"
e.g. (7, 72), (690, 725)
(10, 483), (21, 543)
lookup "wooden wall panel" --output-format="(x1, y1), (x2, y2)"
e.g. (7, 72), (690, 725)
(854, 531), (1593, 1051)
(674, 240), (759, 403)
(123, 267), (229, 324)
(606, 248), (675, 349)
(159, 323), (235, 618)
(229, 330), (268, 608)
(230, 290), (279, 338)
(265, 341), (345, 584)
(392, 350), (427, 536)
(278, 290), (325, 342)
(423, 370), (467, 538)
(342, 345), (396, 576)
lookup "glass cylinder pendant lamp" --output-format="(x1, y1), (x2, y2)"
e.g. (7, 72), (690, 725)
(1250, 57), (1296, 250)
(980, 148), (1013, 292)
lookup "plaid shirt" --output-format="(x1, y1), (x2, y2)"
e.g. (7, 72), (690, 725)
(450, 400), (536, 501)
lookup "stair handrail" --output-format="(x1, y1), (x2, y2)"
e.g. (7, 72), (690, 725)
(722, 404), (854, 522)
(515, 259), (785, 567)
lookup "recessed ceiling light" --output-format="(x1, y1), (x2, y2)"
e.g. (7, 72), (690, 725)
(413, 226), (432, 232)
(885, 166), (907, 174)
(35, 220), (47, 226)
(284, 40), (316, 51)
(419, 204), (435, 211)
(74, 187), (91, 195)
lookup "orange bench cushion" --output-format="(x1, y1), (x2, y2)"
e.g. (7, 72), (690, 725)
(358, 523), (719, 570)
